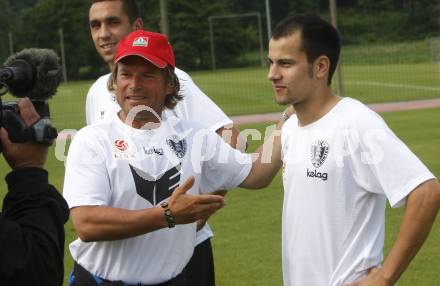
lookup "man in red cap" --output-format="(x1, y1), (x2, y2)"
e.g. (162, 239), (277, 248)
(63, 30), (258, 286)
(86, 2), (245, 285)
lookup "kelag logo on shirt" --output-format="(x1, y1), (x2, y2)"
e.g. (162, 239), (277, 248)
(307, 140), (329, 181)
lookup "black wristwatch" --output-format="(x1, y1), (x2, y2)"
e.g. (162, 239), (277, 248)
(160, 201), (176, 228)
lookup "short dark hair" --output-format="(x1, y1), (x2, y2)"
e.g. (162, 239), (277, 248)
(272, 14), (341, 85)
(91, 0), (140, 23)
(107, 63), (182, 110)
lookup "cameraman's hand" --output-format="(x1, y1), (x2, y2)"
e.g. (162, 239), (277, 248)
(0, 98), (48, 169)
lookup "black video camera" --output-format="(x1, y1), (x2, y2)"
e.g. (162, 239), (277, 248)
(0, 49), (61, 151)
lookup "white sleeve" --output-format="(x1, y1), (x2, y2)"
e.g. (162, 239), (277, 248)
(196, 130), (252, 193)
(348, 111), (435, 208)
(62, 128), (111, 208)
(172, 68), (233, 131)
(85, 74), (111, 126)
(85, 84), (95, 125)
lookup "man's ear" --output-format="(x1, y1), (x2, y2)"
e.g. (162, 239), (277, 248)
(314, 55), (330, 81)
(133, 18), (144, 30)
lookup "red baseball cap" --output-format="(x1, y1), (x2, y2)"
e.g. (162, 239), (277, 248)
(114, 30), (175, 68)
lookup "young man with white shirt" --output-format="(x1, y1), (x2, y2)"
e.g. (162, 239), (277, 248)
(86, 1), (244, 285)
(268, 14), (440, 286)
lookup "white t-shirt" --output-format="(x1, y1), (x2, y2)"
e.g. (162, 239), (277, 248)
(85, 69), (232, 244)
(63, 112), (252, 284)
(281, 97), (435, 286)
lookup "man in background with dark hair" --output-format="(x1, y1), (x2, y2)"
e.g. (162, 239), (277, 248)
(85, 1), (245, 285)
(268, 14), (440, 285)
(0, 98), (69, 286)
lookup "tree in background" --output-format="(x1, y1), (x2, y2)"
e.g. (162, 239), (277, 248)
(403, 0), (440, 39)
(16, 0), (102, 79)
(168, 0), (250, 70)
(0, 0), (13, 62)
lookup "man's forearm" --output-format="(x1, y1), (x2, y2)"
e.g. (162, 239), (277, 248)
(379, 179), (440, 284)
(71, 206), (167, 242)
(240, 120), (284, 189)
(71, 177), (226, 241)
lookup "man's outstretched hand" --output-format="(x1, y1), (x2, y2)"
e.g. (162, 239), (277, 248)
(168, 176), (225, 225)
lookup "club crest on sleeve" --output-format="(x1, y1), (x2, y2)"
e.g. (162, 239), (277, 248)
(132, 37), (148, 47)
(310, 140), (329, 168)
(166, 135), (187, 158)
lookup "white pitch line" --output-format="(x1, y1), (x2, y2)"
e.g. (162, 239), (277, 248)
(346, 81), (440, 92)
